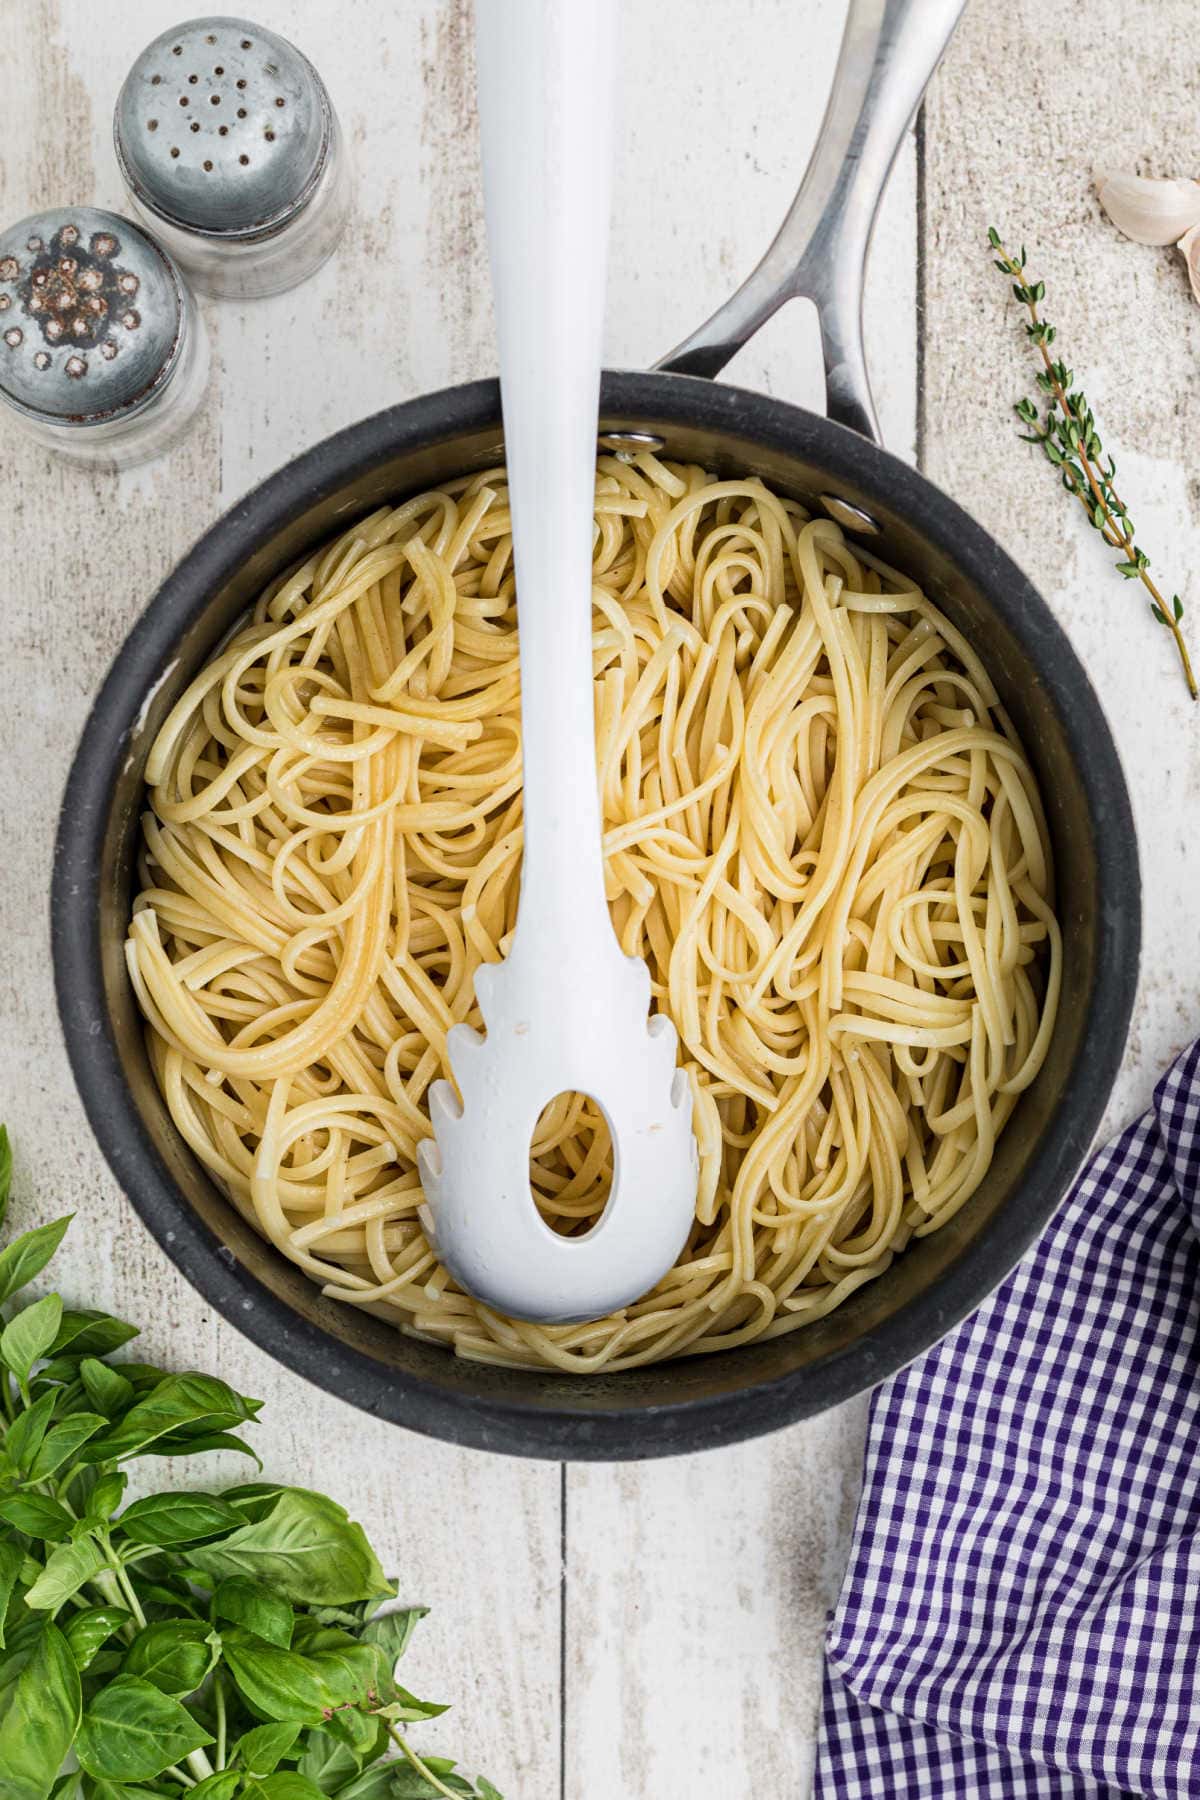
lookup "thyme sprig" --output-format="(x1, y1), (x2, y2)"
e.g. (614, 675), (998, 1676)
(988, 226), (1197, 701)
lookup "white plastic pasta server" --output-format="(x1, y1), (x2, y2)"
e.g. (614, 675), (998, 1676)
(416, 0), (698, 1324)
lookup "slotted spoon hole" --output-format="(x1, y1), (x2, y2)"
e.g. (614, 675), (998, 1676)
(529, 1090), (613, 1237)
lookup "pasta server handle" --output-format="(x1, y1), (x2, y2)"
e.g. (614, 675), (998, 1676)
(416, 0), (697, 1325)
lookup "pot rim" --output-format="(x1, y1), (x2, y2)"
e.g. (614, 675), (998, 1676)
(51, 371), (1141, 1459)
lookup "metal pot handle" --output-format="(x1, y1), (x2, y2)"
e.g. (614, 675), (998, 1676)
(655, 0), (966, 443)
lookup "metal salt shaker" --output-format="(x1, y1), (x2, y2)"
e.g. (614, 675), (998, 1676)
(0, 207), (209, 470)
(114, 17), (351, 301)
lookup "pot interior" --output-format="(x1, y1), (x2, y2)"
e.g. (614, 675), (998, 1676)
(68, 374), (1137, 1455)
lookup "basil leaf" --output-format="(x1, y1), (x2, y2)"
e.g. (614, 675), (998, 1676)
(221, 1626), (378, 1722)
(221, 1630), (344, 1723)
(242, 1775), (327, 1800)
(75, 1674), (213, 1781)
(86, 1786), (171, 1800)
(222, 1484), (284, 1522)
(0, 1621), (41, 1713)
(80, 1471), (128, 1531)
(0, 1492), (75, 1541)
(375, 1683), (449, 1724)
(477, 1779), (503, 1799)
(390, 1764), (474, 1798)
(149, 1431), (261, 1465)
(2, 1295), (64, 1387)
(122, 1619), (220, 1697)
(128, 1577), (203, 1617)
(321, 1706), (385, 1758)
(186, 1489), (391, 1605)
(189, 1776), (241, 1800)
(82, 1647), (124, 1680)
(6, 1391), (59, 1472)
(211, 1577), (294, 1648)
(232, 1719), (301, 1775)
(360, 1606), (427, 1674)
(29, 1413), (107, 1482)
(295, 1722), (360, 1789)
(63, 1605), (131, 1672)
(0, 1124), (11, 1227)
(82, 1375), (259, 1462)
(244, 1771), (329, 1800)
(49, 1312), (139, 1359)
(0, 1217), (72, 1309)
(105, 1365), (170, 1389)
(330, 1770), (399, 1800)
(119, 1492), (244, 1549)
(35, 1359), (89, 1388)
(0, 1539), (24, 1648)
(79, 1360), (135, 1419)
(25, 1532), (106, 1611)
(1, 1601), (34, 1659)
(0, 1621), (81, 1800)
(305, 1601), (379, 1629)
(306, 1633), (385, 1710)
(0, 1629), (34, 1704)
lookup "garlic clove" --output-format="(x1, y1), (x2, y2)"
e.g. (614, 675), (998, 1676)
(1177, 224), (1200, 306)
(1094, 169), (1200, 245)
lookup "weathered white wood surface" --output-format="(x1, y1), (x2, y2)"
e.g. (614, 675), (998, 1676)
(924, 0), (1200, 1139)
(3, 0), (1193, 1796)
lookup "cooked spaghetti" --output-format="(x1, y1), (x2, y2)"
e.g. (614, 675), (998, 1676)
(126, 454), (1061, 1372)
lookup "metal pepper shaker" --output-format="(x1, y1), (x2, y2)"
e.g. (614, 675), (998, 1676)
(114, 17), (351, 301)
(0, 207), (209, 470)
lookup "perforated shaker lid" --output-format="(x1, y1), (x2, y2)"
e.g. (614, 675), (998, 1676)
(114, 16), (332, 240)
(0, 208), (184, 424)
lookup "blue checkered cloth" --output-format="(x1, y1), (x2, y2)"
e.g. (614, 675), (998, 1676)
(816, 1038), (1200, 1800)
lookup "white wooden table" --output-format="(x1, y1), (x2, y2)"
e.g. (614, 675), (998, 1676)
(3, 3), (1198, 1794)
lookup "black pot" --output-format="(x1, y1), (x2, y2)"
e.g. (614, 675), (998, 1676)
(52, 370), (1139, 1459)
(51, 0), (1140, 1457)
